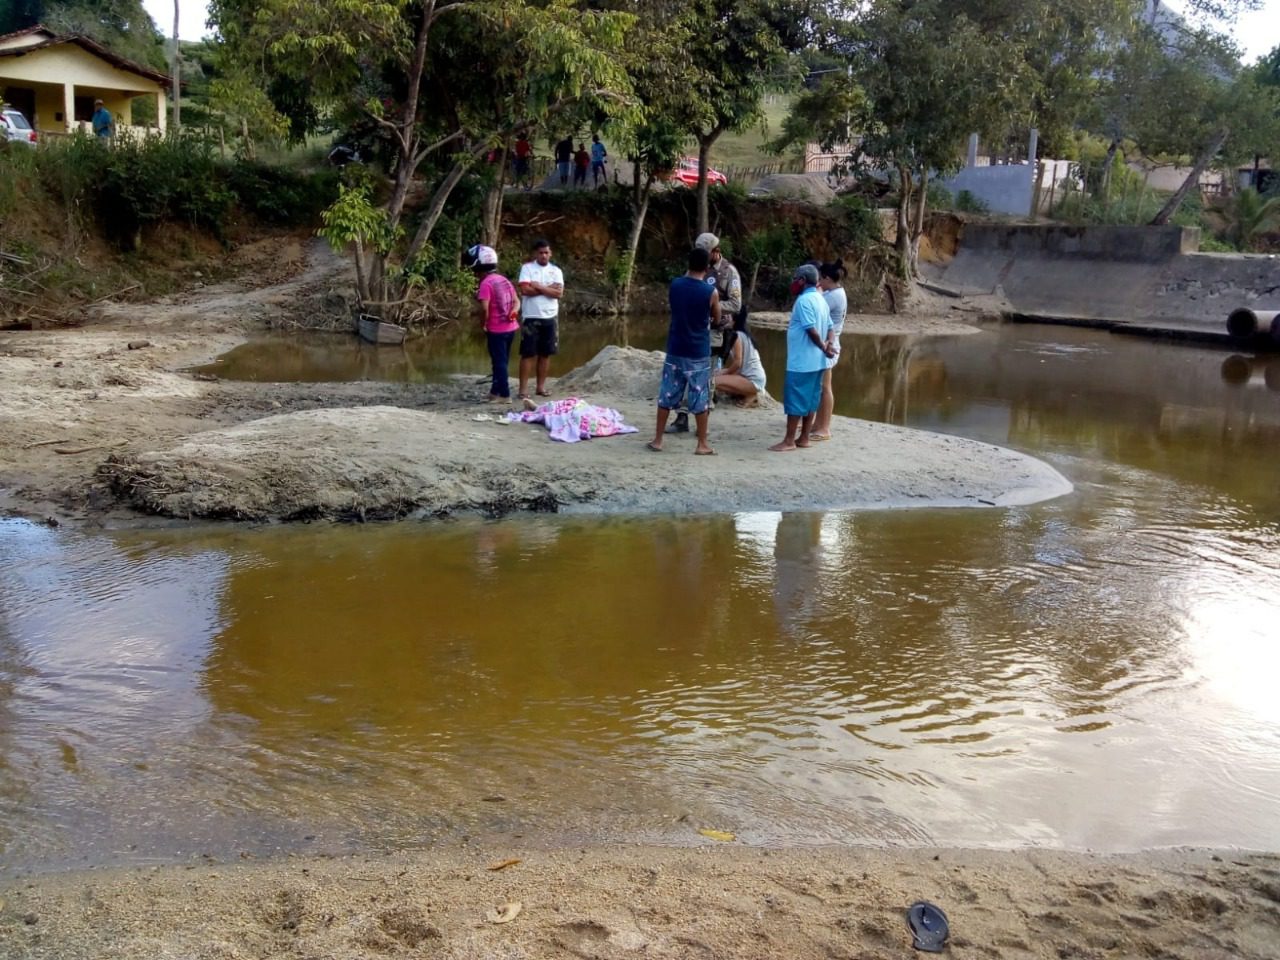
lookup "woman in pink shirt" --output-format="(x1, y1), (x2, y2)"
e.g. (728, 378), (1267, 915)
(467, 244), (521, 402)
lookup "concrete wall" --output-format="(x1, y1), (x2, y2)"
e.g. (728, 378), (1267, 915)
(921, 223), (1280, 333)
(941, 164), (1035, 217)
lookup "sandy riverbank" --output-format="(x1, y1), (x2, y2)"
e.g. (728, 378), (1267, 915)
(0, 248), (1065, 526)
(3, 844), (1278, 959)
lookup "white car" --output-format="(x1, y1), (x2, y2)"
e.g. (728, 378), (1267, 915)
(0, 107), (38, 147)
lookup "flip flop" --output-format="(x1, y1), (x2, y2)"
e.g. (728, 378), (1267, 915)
(536, 389), (552, 397)
(694, 449), (717, 456)
(809, 433), (831, 441)
(906, 901), (949, 953)
(645, 441), (664, 452)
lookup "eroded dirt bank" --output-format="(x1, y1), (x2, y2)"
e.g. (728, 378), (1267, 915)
(3, 845), (1277, 960)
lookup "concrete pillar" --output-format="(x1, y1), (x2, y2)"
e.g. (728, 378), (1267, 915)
(1027, 127), (1039, 164)
(156, 89), (167, 133)
(967, 133), (978, 168)
(62, 82), (74, 134)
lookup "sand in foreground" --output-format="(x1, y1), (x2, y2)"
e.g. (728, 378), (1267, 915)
(3, 845), (1278, 959)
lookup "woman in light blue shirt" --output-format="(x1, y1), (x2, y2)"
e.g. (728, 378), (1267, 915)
(811, 259), (847, 441)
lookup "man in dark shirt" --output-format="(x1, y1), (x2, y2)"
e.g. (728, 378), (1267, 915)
(554, 136), (573, 186)
(648, 247), (722, 455)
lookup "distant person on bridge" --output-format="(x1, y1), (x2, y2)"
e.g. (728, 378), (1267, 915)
(554, 135), (573, 187)
(590, 133), (608, 186)
(513, 134), (533, 190)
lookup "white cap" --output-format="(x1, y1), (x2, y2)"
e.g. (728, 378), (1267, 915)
(467, 244), (498, 266)
(694, 232), (719, 252)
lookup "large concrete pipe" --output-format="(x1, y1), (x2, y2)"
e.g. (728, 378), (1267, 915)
(1226, 308), (1280, 342)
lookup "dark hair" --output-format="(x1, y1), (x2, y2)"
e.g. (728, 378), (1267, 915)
(531, 238), (551, 251)
(688, 247), (710, 272)
(472, 262), (496, 275)
(819, 259), (845, 282)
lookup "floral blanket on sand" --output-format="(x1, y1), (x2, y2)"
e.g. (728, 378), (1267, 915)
(505, 397), (638, 443)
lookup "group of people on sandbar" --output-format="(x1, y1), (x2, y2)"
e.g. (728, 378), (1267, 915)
(647, 232), (847, 456)
(463, 229), (850, 456)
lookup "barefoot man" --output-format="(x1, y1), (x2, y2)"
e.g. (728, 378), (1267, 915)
(517, 238), (564, 399)
(770, 263), (834, 452)
(649, 247), (721, 455)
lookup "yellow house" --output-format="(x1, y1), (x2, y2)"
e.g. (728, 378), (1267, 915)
(0, 24), (169, 138)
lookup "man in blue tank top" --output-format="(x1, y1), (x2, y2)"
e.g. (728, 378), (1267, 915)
(648, 247), (722, 455)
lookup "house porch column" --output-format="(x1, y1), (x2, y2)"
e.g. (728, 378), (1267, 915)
(157, 89), (167, 133)
(62, 82), (75, 134)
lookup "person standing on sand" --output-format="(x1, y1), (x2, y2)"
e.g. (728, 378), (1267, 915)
(554, 135), (573, 186)
(667, 231), (740, 434)
(573, 142), (590, 188)
(467, 244), (520, 403)
(649, 246), (721, 455)
(810, 259), (848, 441)
(590, 133), (608, 186)
(517, 238), (564, 399)
(770, 263), (834, 452)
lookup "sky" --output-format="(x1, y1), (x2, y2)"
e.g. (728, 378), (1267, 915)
(143, 0), (1280, 61)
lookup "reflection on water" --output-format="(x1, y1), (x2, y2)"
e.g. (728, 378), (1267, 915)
(5, 324), (1280, 872)
(191, 320), (671, 384)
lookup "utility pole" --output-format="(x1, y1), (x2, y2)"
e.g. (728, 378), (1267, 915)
(171, 0), (181, 131)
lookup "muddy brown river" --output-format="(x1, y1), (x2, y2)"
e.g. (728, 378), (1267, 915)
(3, 322), (1279, 875)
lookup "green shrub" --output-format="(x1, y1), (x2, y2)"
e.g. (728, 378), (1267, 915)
(833, 194), (882, 246)
(926, 181), (954, 210)
(954, 189), (989, 214)
(225, 161), (339, 224)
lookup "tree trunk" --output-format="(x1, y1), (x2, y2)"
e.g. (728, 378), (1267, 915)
(171, 0), (181, 130)
(1100, 138), (1119, 200)
(403, 158), (472, 271)
(1150, 127), (1228, 226)
(906, 168), (929, 277)
(481, 143), (509, 246)
(894, 162), (914, 280)
(383, 0), (437, 235)
(695, 129), (723, 236)
(618, 165), (652, 313)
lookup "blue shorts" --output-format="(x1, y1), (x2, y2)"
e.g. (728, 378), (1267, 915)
(658, 356), (712, 414)
(783, 369), (824, 416)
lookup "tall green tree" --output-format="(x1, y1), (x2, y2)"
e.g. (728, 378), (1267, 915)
(214, 0), (635, 321)
(681, 0), (805, 234)
(777, 0), (1031, 278)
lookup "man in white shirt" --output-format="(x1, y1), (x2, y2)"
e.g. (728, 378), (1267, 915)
(517, 238), (565, 399)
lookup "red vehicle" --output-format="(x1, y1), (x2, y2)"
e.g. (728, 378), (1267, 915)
(666, 156), (727, 187)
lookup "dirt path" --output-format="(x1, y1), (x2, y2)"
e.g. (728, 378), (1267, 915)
(3, 844), (1278, 959)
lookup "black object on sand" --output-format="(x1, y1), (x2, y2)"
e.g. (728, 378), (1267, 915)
(906, 900), (950, 952)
